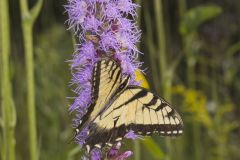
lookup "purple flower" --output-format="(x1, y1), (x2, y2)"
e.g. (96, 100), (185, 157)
(105, 3), (121, 19)
(124, 130), (142, 139)
(75, 126), (89, 146)
(71, 42), (96, 67)
(90, 149), (102, 160)
(69, 86), (92, 112)
(117, 0), (138, 16)
(83, 16), (103, 32)
(118, 18), (137, 32)
(107, 142), (133, 160)
(65, 0), (88, 31)
(65, 0), (143, 159)
(100, 31), (119, 51)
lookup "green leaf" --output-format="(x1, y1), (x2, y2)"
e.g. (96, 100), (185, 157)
(180, 5), (222, 35)
(142, 138), (165, 159)
(226, 41), (240, 57)
(67, 146), (81, 160)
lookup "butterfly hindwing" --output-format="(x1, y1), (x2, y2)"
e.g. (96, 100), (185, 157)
(85, 86), (183, 148)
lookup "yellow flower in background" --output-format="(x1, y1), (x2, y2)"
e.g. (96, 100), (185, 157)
(172, 85), (212, 127)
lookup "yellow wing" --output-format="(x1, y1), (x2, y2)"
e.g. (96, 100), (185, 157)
(76, 58), (128, 130)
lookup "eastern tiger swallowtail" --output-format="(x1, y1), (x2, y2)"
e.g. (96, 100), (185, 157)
(74, 58), (183, 152)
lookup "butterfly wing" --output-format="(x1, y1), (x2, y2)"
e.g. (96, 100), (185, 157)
(77, 59), (126, 130)
(85, 86), (183, 149)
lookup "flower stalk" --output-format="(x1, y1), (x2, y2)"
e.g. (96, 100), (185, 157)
(0, 0), (16, 159)
(154, 0), (174, 159)
(134, 0), (142, 159)
(20, 0), (43, 160)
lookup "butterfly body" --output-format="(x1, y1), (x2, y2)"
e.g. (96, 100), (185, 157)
(74, 58), (183, 152)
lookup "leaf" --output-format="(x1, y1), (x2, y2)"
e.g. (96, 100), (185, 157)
(141, 138), (165, 159)
(180, 5), (222, 35)
(67, 146), (81, 160)
(226, 41), (240, 57)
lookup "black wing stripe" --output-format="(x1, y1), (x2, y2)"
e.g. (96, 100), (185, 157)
(113, 90), (148, 111)
(145, 95), (159, 107)
(155, 102), (167, 111)
(113, 69), (122, 86)
(161, 109), (165, 125)
(108, 60), (115, 75)
(110, 64), (119, 79)
(92, 61), (101, 99)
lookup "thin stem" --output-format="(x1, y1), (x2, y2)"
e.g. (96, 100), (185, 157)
(136, 0), (142, 32)
(20, 0), (43, 160)
(154, 1), (173, 160)
(134, 1), (142, 159)
(144, 1), (159, 90)
(178, 0), (187, 18)
(184, 34), (201, 160)
(154, 0), (167, 90)
(134, 140), (141, 160)
(23, 24), (38, 160)
(0, 0), (16, 159)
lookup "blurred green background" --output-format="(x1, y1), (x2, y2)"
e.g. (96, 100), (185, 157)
(1, 0), (240, 160)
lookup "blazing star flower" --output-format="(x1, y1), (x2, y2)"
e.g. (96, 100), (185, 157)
(65, 0), (142, 159)
(107, 142), (133, 160)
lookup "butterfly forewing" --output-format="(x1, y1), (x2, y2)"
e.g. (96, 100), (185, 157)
(79, 59), (124, 127)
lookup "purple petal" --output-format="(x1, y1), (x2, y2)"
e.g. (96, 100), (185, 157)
(65, 0), (88, 30)
(116, 151), (133, 160)
(71, 42), (97, 67)
(91, 149), (102, 160)
(117, 0), (138, 17)
(124, 130), (142, 139)
(100, 31), (119, 51)
(83, 16), (103, 32)
(105, 2), (121, 19)
(75, 127), (89, 146)
(69, 86), (92, 112)
(107, 143), (133, 160)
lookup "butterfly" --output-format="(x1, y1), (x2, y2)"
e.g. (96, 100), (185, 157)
(74, 58), (183, 152)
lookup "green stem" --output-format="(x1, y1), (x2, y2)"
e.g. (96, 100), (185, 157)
(186, 59), (196, 89)
(134, 1), (142, 159)
(24, 24), (38, 160)
(0, 0), (16, 160)
(185, 37), (201, 160)
(178, 0), (187, 18)
(20, 0), (43, 160)
(175, 2), (188, 159)
(134, 140), (141, 160)
(185, 48), (201, 160)
(154, 0), (167, 89)
(154, 1), (173, 160)
(144, 1), (159, 90)
(192, 123), (201, 160)
(136, 0), (142, 28)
